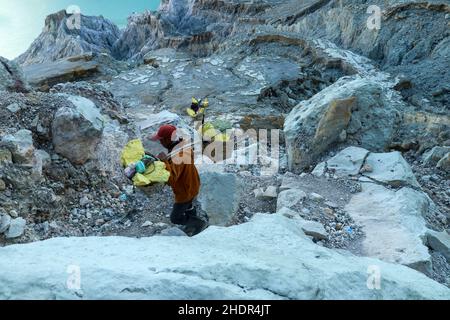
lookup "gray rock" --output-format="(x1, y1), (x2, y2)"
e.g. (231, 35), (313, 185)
(426, 230), (450, 262)
(0, 179), (5, 192)
(423, 146), (450, 165)
(311, 162), (326, 177)
(23, 54), (100, 88)
(364, 151), (420, 188)
(52, 96), (104, 165)
(277, 207), (298, 219)
(301, 208), (311, 215)
(314, 147), (369, 177)
(79, 196), (90, 207)
(141, 221), (153, 228)
(309, 192), (324, 202)
(436, 153), (450, 172)
(160, 227), (188, 237)
(277, 207), (327, 240)
(254, 188), (264, 198)
(279, 173), (302, 191)
(0, 149), (12, 163)
(34, 150), (51, 169)
(49, 221), (59, 229)
(299, 219), (328, 241)
(9, 210), (18, 218)
(345, 183), (431, 274)
(277, 189), (306, 212)
(35, 188), (59, 205)
(325, 201), (339, 209)
(0, 214), (11, 233)
(5, 217), (26, 239)
(198, 172), (241, 226)
(254, 186), (278, 199)
(285, 77), (401, 172)
(0, 214), (449, 299)
(0, 56), (29, 92)
(1, 129), (35, 164)
(6, 103), (20, 113)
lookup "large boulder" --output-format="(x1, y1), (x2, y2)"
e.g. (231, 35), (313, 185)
(345, 183), (431, 274)
(284, 77), (401, 171)
(198, 172), (241, 226)
(0, 214), (448, 299)
(0, 130), (35, 164)
(52, 96), (104, 165)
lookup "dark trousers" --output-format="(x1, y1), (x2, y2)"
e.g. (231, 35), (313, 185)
(171, 201), (197, 225)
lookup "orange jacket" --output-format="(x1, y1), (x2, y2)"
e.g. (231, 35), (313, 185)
(164, 141), (200, 204)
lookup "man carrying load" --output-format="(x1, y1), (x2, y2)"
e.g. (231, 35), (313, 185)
(151, 124), (208, 236)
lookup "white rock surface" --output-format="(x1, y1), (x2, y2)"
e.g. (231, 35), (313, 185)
(277, 189), (306, 212)
(0, 214), (448, 300)
(364, 151), (420, 188)
(345, 183), (431, 273)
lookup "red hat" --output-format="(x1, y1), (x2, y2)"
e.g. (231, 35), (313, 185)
(151, 124), (177, 141)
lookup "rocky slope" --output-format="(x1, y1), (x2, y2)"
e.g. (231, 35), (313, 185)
(1, 0), (449, 298)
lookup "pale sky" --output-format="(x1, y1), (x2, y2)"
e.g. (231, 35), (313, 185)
(0, 0), (160, 59)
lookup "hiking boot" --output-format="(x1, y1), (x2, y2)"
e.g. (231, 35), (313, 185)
(183, 216), (209, 237)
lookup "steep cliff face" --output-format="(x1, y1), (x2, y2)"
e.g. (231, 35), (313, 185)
(112, 0), (277, 60)
(276, 0), (450, 110)
(111, 11), (167, 61)
(15, 10), (121, 66)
